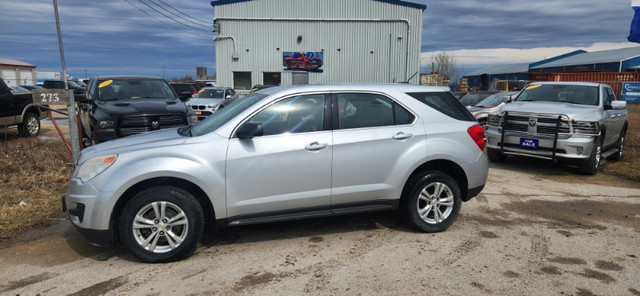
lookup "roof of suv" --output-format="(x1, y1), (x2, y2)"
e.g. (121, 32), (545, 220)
(255, 83), (450, 96)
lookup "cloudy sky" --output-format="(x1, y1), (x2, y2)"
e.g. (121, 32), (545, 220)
(1, 0), (638, 80)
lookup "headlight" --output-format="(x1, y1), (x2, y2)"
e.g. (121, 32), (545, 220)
(97, 120), (115, 129)
(487, 114), (502, 127)
(75, 154), (117, 182)
(188, 115), (199, 125)
(573, 121), (599, 134)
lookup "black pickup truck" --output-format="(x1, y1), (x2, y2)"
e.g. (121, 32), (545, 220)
(0, 78), (47, 137)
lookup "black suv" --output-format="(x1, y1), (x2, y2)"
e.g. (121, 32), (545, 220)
(80, 76), (198, 145)
(42, 79), (86, 101)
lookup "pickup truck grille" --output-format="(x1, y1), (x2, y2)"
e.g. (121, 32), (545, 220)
(118, 114), (186, 137)
(492, 113), (575, 136)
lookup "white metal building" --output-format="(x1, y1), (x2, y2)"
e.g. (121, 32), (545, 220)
(0, 58), (37, 86)
(211, 0), (426, 91)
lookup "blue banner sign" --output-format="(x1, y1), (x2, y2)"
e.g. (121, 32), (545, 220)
(621, 82), (640, 103)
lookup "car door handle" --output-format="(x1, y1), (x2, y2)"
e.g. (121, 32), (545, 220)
(305, 142), (328, 151)
(393, 132), (413, 140)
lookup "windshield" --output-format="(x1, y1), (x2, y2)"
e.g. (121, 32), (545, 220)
(196, 88), (225, 99)
(516, 84), (598, 106)
(97, 79), (176, 101)
(189, 93), (266, 136)
(474, 93), (506, 107)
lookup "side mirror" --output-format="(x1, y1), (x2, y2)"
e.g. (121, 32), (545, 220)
(179, 91), (192, 102)
(611, 100), (626, 110)
(236, 122), (263, 138)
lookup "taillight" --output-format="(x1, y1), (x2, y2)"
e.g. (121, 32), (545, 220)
(192, 91), (198, 94)
(467, 124), (485, 151)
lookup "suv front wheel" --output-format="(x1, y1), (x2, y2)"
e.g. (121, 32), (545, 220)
(119, 186), (204, 263)
(404, 171), (461, 232)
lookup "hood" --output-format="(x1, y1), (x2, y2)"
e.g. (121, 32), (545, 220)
(97, 99), (187, 116)
(500, 101), (599, 120)
(187, 98), (224, 105)
(79, 128), (186, 163)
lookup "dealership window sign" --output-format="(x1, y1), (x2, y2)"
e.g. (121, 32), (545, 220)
(283, 52), (323, 72)
(621, 82), (640, 103)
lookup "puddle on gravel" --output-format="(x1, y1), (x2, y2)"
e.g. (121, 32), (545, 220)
(504, 199), (640, 232)
(534, 173), (640, 189)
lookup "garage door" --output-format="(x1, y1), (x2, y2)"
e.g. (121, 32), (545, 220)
(1, 69), (17, 86)
(20, 70), (35, 85)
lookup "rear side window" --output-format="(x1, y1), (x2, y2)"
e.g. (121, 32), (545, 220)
(406, 92), (476, 121)
(337, 93), (415, 129)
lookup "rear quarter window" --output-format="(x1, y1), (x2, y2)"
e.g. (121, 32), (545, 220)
(406, 92), (476, 121)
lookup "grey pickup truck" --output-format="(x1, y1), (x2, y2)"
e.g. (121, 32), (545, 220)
(485, 82), (628, 175)
(0, 77), (47, 137)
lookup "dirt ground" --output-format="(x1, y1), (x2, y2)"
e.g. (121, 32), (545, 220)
(0, 154), (639, 295)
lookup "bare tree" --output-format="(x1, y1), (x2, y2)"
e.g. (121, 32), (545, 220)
(428, 51), (463, 84)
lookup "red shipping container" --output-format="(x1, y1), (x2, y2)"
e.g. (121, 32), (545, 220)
(528, 72), (640, 99)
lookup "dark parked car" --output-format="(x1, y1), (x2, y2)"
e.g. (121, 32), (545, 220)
(43, 80), (86, 100)
(20, 85), (45, 91)
(457, 91), (496, 107)
(79, 76), (198, 145)
(170, 83), (198, 101)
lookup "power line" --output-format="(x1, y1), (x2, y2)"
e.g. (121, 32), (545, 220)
(157, 0), (212, 26)
(148, 0), (212, 28)
(124, 0), (212, 38)
(136, 0), (212, 32)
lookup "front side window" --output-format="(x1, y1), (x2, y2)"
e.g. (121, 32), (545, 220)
(248, 94), (326, 136)
(337, 93), (414, 129)
(604, 87), (615, 106)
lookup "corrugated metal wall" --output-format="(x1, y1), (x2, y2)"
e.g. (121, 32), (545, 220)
(213, 0), (424, 88)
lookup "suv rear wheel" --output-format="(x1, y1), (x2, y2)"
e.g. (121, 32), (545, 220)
(404, 171), (461, 232)
(119, 186), (204, 263)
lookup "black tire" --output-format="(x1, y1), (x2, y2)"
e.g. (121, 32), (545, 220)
(609, 129), (625, 161)
(578, 137), (602, 175)
(18, 112), (40, 137)
(487, 147), (507, 162)
(404, 171), (462, 233)
(120, 186), (204, 263)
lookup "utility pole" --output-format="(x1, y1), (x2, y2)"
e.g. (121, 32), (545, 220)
(53, 0), (80, 164)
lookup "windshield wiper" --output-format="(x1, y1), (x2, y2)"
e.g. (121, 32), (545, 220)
(100, 97), (126, 101)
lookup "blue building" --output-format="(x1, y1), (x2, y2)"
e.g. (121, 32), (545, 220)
(464, 46), (640, 90)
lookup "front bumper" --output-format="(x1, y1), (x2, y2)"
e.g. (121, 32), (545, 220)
(63, 178), (117, 247)
(486, 127), (596, 160)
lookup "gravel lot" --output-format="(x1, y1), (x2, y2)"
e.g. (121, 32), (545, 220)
(1, 157), (639, 296)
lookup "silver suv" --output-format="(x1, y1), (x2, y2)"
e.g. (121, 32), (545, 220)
(64, 84), (488, 262)
(485, 82), (628, 174)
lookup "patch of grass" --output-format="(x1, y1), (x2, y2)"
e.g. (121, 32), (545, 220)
(601, 103), (640, 181)
(0, 137), (72, 240)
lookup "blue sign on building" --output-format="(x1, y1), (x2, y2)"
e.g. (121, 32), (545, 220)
(621, 82), (640, 103)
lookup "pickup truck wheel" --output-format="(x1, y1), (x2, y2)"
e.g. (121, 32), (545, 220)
(610, 130), (625, 161)
(18, 112), (40, 137)
(578, 138), (602, 175)
(404, 171), (461, 233)
(487, 148), (507, 162)
(120, 186), (204, 263)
